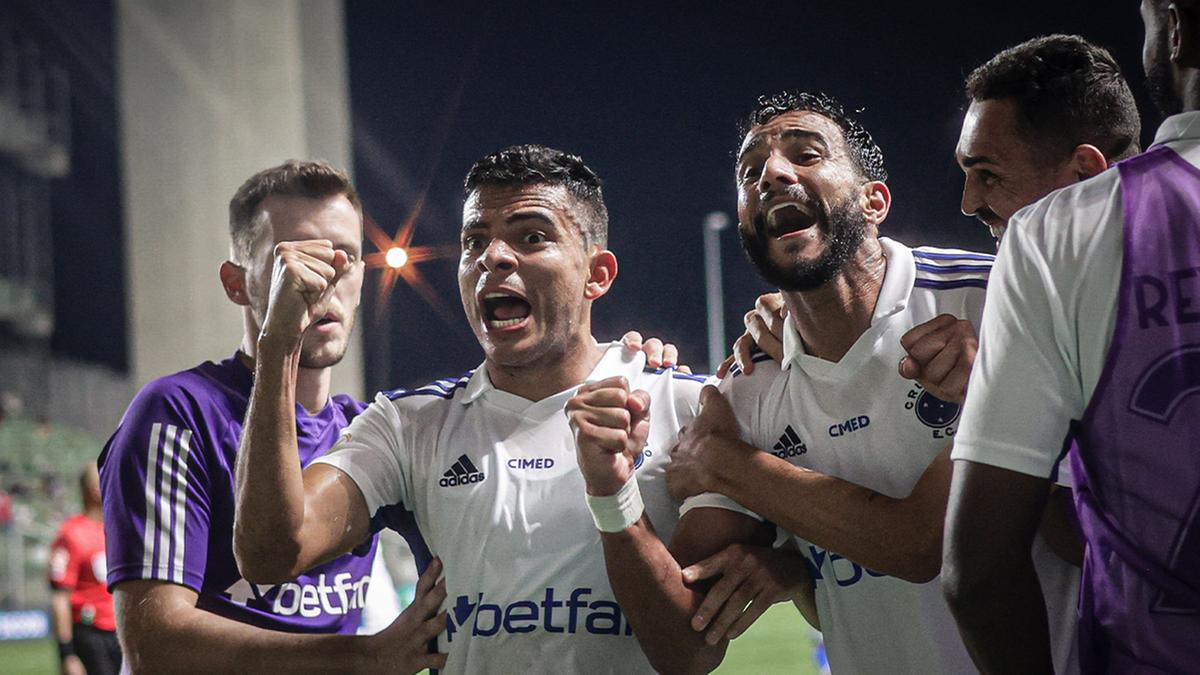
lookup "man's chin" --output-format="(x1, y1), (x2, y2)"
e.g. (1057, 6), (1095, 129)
(299, 341), (348, 370)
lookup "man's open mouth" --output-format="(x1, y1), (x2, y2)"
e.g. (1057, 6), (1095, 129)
(481, 291), (532, 329)
(765, 202), (818, 238)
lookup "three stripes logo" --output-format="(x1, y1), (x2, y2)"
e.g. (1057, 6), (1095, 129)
(772, 425), (807, 459)
(439, 454), (486, 488)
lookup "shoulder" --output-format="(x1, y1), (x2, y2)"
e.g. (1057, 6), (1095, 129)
(718, 353), (783, 414)
(377, 371), (474, 415)
(1008, 167), (1123, 270)
(910, 245), (994, 290)
(635, 365), (709, 405)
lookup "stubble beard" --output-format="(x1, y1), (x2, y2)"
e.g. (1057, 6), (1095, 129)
(740, 195), (869, 293)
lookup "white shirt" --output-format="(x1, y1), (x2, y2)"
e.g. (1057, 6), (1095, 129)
(954, 111), (1200, 479)
(314, 342), (704, 674)
(688, 237), (1079, 674)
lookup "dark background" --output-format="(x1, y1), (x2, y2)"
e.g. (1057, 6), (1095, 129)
(20, 0), (1154, 392)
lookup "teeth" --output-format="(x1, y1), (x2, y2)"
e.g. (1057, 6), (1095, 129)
(768, 202), (803, 217)
(487, 317), (525, 328)
(484, 292), (517, 300)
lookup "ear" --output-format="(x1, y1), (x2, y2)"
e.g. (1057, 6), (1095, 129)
(860, 180), (892, 227)
(584, 249), (618, 301)
(1172, 1), (1200, 67)
(1070, 144), (1109, 180)
(219, 260), (251, 306)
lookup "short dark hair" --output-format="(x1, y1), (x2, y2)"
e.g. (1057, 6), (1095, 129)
(739, 91), (888, 182)
(966, 34), (1141, 162)
(228, 160), (362, 261)
(464, 144), (609, 248)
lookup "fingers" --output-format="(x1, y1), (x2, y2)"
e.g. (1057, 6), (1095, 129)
(722, 596), (770, 641)
(570, 418), (633, 453)
(661, 342), (679, 368)
(745, 312), (784, 364)
(681, 551), (726, 585)
(732, 333), (755, 375)
(413, 557), (443, 597)
(716, 354), (736, 378)
(705, 579), (758, 644)
(416, 609), (448, 644)
(621, 331), (644, 353)
(899, 313), (957, 353)
(754, 293), (786, 342)
(576, 376), (630, 396)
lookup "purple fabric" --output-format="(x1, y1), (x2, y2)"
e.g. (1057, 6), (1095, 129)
(1071, 146), (1200, 672)
(98, 354), (415, 634)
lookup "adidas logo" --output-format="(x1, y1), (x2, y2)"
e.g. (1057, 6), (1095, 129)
(772, 425), (807, 459)
(439, 454), (486, 488)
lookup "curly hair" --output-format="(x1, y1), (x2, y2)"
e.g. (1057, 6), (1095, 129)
(739, 91), (888, 182)
(966, 34), (1141, 162)
(228, 160), (362, 262)
(464, 144), (608, 249)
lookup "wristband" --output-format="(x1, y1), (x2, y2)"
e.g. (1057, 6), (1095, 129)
(58, 640), (75, 660)
(585, 472), (644, 533)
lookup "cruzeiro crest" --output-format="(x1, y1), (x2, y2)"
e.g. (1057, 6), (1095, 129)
(904, 383), (960, 439)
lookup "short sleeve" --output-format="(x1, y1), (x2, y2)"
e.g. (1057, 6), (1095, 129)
(311, 392), (410, 531)
(953, 208), (1085, 478)
(98, 382), (212, 592)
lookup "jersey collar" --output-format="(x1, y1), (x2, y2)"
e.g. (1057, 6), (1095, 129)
(781, 237), (913, 374)
(459, 341), (645, 415)
(1152, 111), (1200, 148)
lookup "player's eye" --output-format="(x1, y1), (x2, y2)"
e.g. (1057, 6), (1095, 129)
(522, 231), (547, 245)
(978, 169), (999, 186)
(462, 234), (485, 251)
(739, 164), (762, 183)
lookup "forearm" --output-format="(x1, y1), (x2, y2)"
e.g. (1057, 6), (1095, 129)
(119, 594), (378, 674)
(50, 592), (73, 643)
(233, 339), (308, 580)
(712, 452), (942, 582)
(942, 556), (1053, 674)
(791, 580), (819, 630)
(601, 518), (728, 675)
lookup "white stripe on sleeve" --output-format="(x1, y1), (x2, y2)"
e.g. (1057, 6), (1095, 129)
(155, 425), (176, 579)
(140, 422), (163, 578)
(171, 429), (191, 583)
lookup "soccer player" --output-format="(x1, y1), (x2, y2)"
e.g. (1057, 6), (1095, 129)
(232, 145), (798, 674)
(956, 34), (1142, 244)
(659, 91), (1081, 673)
(98, 160), (447, 673)
(49, 463), (120, 675)
(944, 1), (1200, 671)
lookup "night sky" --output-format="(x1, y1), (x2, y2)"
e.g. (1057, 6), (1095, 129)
(345, 0), (1154, 392)
(23, 1), (1155, 392)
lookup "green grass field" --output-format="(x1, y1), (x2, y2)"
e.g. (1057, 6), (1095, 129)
(0, 604), (820, 673)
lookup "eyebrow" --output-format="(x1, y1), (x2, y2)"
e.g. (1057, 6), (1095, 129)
(958, 154), (995, 168)
(460, 209), (556, 234)
(737, 129), (830, 165)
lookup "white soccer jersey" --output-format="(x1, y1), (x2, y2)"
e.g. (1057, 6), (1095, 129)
(314, 342), (705, 674)
(687, 238), (1079, 674)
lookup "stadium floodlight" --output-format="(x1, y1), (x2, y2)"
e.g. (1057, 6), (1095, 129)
(703, 211), (730, 374)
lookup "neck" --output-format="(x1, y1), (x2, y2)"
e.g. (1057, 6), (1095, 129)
(84, 503), (103, 521)
(781, 238), (887, 362)
(486, 333), (605, 402)
(239, 330), (332, 414)
(1182, 70), (1200, 113)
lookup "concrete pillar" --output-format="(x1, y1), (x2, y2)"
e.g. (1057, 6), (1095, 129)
(116, 0), (362, 399)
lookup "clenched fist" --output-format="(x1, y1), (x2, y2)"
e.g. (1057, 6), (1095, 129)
(259, 239), (353, 350)
(566, 376), (651, 496)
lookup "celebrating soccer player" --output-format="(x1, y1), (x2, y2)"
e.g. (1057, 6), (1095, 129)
(660, 91), (1082, 673)
(944, 1), (1200, 671)
(232, 145), (795, 673)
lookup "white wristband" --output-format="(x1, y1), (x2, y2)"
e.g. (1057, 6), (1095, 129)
(585, 473), (644, 533)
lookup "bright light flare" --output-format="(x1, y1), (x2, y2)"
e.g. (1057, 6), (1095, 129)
(385, 246), (409, 268)
(362, 206), (459, 326)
